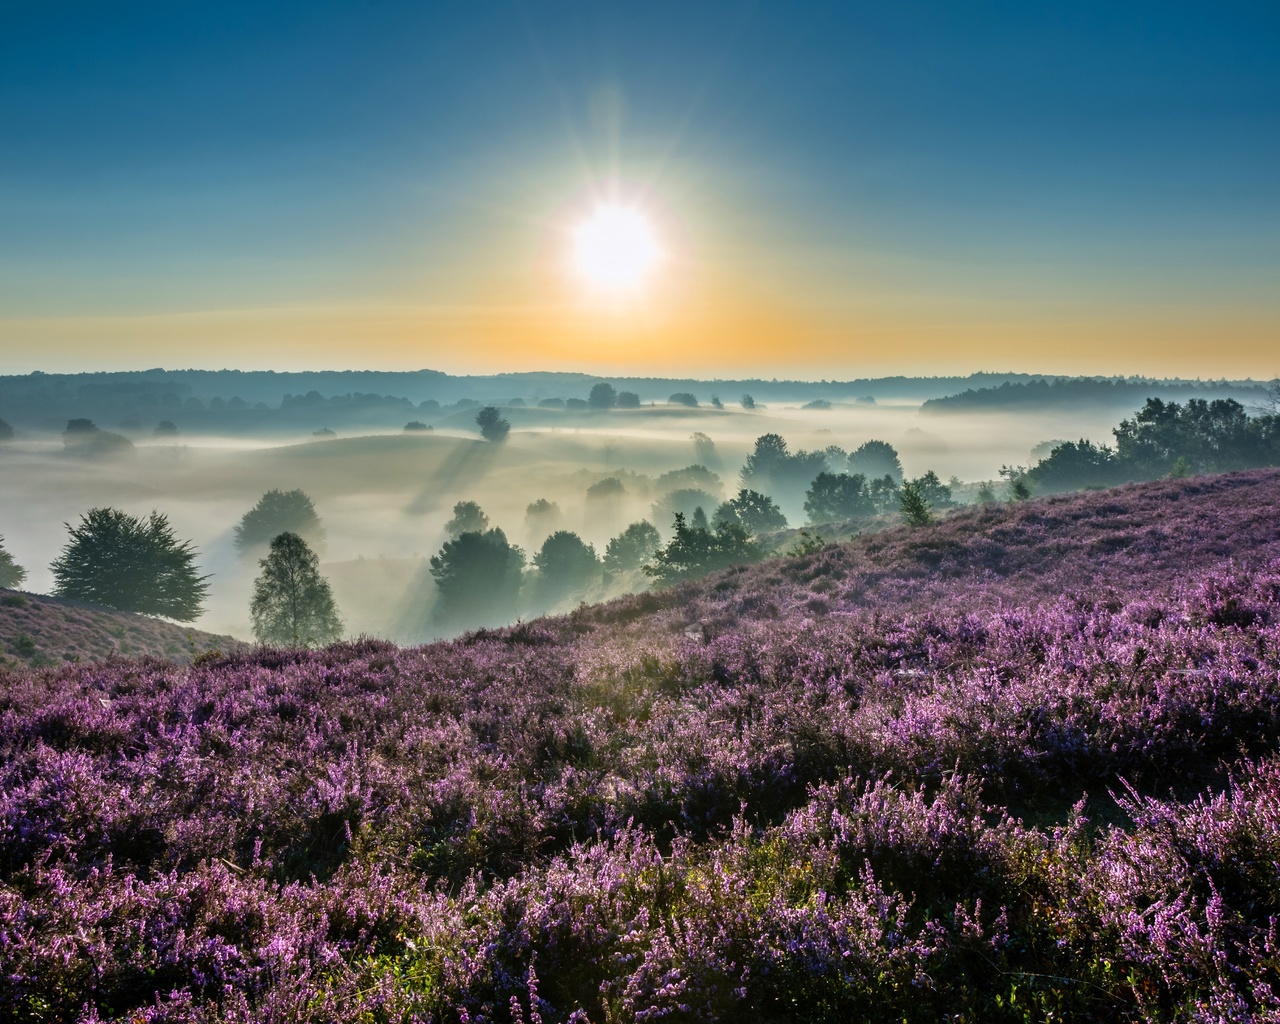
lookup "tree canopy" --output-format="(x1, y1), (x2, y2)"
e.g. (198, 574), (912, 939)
(714, 488), (788, 533)
(603, 521), (661, 573)
(588, 382), (617, 409)
(250, 532), (342, 647)
(0, 536), (26, 589)
(644, 513), (764, 585)
(740, 434), (826, 502)
(428, 527), (525, 627)
(50, 508), (209, 620)
(847, 440), (903, 483)
(445, 501), (489, 537)
(235, 489), (325, 555)
(532, 530), (600, 605)
(476, 406), (510, 442)
(804, 472), (875, 523)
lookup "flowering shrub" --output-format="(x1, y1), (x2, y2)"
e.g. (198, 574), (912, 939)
(3, 470), (1280, 1021)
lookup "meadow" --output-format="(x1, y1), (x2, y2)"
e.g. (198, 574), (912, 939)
(3, 469), (1280, 1022)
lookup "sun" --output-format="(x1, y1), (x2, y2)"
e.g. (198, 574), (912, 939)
(572, 205), (660, 294)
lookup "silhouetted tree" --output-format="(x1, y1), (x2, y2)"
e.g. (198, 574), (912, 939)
(429, 528), (525, 626)
(588, 382), (617, 409)
(154, 420), (179, 437)
(532, 530), (600, 605)
(899, 481), (933, 527)
(250, 532), (342, 646)
(1025, 440), (1120, 493)
(50, 508), (209, 620)
(644, 513), (764, 584)
(714, 488), (788, 533)
(603, 521), (661, 573)
(403, 421), (432, 432)
(668, 392), (698, 407)
(445, 501), (489, 537)
(0, 536), (26, 589)
(848, 440), (904, 483)
(804, 472), (875, 523)
(740, 394), (756, 410)
(710, 395), (724, 409)
(616, 391), (641, 408)
(476, 406), (510, 442)
(235, 489), (326, 555)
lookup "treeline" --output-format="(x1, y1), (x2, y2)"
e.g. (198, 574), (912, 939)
(921, 377), (1270, 413)
(1020, 397), (1280, 493)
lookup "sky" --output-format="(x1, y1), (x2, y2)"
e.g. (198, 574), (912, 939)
(1, 0), (1278, 378)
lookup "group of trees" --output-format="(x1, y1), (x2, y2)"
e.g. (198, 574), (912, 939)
(2, 490), (342, 648)
(1023, 397), (1280, 494)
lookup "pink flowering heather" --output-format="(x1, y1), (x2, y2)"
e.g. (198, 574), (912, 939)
(4, 470), (1280, 1021)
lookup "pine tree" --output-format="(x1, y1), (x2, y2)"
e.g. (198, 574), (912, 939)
(0, 535), (26, 589)
(250, 532), (342, 646)
(50, 508), (209, 619)
(898, 481), (933, 527)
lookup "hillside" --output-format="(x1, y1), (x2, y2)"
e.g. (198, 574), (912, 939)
(3, 469), (1280, 1022)
(0, 589), (238, 666)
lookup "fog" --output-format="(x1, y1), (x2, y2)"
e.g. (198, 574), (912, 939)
(0, 399), (1131, 641)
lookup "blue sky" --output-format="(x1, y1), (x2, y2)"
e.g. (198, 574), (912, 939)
(1, 1), (1277, 375)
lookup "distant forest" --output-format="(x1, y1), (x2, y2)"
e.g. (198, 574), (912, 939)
(921, 376), (1271, 413)
(0, 368), (1273, 435)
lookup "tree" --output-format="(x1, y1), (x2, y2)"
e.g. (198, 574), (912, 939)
(476, 406), (510, 442)
(652, 488), (720, 527)
(804, 472), (874, 523)
(403, 421), (432, 432)
(603, 521), (661, 573)
(616, 391), (641, 408)
(445, 501), (489, 537)
(154, 420), (179, 437)
(710, 395), (724, 409)
(868, 474), (900, 513)
(249, 533), (342, 646)
(847, 440), (903, 483)
(429, 528), (525, 627)
(740, 394), (756, 410)
(911, 470), (954, 508)
(714, 488), (788, 533)
(525, 498), (561, 532)
(62, 418), (133, 458)
(586, 477), (625, 500)
(899, 481), (933, 527)
(235, 489), (325, 555)
(1025, 440), (1120, 493)
(740, 434), (826, 502)
(532, 531), (600, 605)
(50, 508), (209, 620)
(691, 431), (718, 466)
(0, 536), (26, 589)
(668, 392), (698, 407)
(644, 513), (764, 585)
(588, 382), (617, 409)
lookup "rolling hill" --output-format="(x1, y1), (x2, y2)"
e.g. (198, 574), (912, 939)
(0, 589), (238, 667)
(3, 469), (1280, 1022)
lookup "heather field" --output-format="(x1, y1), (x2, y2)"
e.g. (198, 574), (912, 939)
(5, 471), (1280, 1022)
